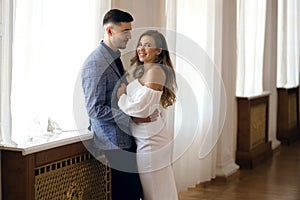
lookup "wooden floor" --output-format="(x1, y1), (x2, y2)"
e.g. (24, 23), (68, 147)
(179, 140), (300, 200)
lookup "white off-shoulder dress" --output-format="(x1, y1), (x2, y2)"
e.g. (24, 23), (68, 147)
(118, 79), (178, 200)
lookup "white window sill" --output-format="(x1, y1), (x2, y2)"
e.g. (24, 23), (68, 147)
(0, 131), (93, 155)
(236, 91), (271, 99)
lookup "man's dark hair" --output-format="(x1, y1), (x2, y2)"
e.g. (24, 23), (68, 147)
(103, 9), (133, 26)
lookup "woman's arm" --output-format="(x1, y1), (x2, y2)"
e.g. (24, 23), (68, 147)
(117, 83), (158, 122)
(117, 65), (165, 118)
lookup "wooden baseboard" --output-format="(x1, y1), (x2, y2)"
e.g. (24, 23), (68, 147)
(215, 169), (240, 183)
(272, 143), (281, 155)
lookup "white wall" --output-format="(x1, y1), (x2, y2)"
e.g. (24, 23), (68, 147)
(111, 0), (166, 74)
(263, 0), (281, 149)
(111, 0), (165, 28)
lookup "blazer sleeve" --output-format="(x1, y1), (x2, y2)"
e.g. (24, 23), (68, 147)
(81, 48), (131, 126)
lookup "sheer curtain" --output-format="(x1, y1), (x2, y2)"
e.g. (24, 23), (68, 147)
(277, 0), (300, 88)
(10, 0), (103, 146)
(167, 0), (226, 191)
(0, 0), (13, 145)
(236, 0), (267, 96)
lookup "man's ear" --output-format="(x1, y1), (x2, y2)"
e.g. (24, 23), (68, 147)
(105, 25), (113, 37)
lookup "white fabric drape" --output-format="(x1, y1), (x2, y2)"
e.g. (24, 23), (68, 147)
(167, 0), (226, 191)
(0, 0), (14, 145)
(236, 0), (267, 96)
(277, 0), (300, 88)
(10, 0), (103, 146)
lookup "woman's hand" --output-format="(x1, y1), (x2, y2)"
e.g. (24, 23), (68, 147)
(117, 83), (127, 99)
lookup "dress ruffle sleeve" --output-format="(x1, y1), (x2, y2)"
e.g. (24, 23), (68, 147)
(118, 84), (163, 118)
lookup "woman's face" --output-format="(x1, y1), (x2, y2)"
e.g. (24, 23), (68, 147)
(137, 35), (161, 63)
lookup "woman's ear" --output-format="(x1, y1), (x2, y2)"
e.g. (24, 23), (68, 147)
(156, 48), (162, 55)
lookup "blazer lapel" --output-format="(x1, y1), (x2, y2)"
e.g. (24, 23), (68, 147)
(110, 62), (122, 78)
(99, 45), (122, 78)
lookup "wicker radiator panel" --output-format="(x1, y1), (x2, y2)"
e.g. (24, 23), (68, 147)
(250, 103), (266, 149)
(35, 153), (111, 200)
(288, 93), (297, 129)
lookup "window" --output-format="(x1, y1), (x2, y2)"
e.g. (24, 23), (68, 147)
(236, 0), (267, 96)
(277, 0), (300, 88)
(2, 0), (104, 146)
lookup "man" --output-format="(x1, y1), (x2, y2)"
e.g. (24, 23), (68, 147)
(81, 9), (155, 200)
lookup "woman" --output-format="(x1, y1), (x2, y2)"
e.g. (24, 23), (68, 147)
(117, 30), (178, 200)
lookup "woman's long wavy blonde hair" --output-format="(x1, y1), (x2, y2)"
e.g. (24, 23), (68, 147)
(130, 30), (177, 108)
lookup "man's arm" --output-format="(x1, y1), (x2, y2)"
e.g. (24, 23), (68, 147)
(132, 109), (159, 123)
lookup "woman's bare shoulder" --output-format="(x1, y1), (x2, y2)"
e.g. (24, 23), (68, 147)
(144, 64), (166, 91)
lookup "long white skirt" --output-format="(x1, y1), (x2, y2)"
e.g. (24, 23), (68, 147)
(134, 125), (178, 200)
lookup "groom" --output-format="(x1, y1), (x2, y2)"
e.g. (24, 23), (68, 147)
(81, 9), (156, 200)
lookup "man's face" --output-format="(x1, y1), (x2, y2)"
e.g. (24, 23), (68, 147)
(110, 22), (132, 50)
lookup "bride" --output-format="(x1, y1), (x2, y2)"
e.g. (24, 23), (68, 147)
(117, 30), (178, 200)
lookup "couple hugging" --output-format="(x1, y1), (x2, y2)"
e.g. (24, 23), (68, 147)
(81, 9), (178, 200)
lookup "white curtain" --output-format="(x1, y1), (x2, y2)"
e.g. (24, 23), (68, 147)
(236, 0), (267, 96)
(167, 0), (226, 191)
(277, 0), (300, 88)
(10, 0), (103, 146)
(0, 0), (13, 145)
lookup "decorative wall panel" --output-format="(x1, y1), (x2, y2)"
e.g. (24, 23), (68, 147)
(35, 153), (111, 200)
(1, 141), (111, 200)
(236, 93), (272, 168)
(288, 93), (297, 129)
(250, 104), (266, 149)
(277, 87), (300, 144)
